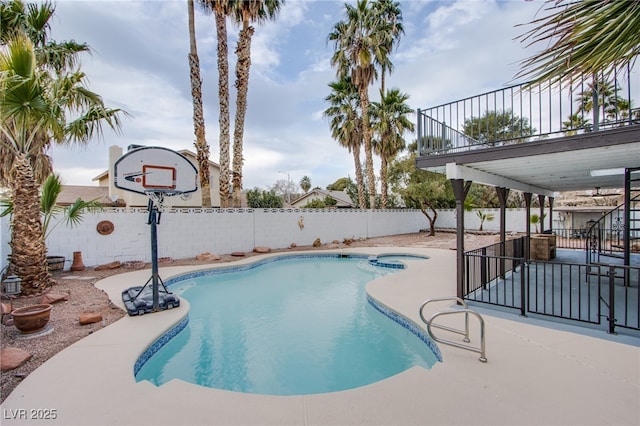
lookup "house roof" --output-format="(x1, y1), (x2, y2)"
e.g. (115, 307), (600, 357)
(291, 189), (354, 207)
(58, 186), (117, 206)
(554, 206), (617, 213)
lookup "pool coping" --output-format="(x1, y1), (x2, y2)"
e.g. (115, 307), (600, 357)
(1, 247), (638, 425)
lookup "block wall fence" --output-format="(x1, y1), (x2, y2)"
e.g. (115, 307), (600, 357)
(1, 208), (537, 271)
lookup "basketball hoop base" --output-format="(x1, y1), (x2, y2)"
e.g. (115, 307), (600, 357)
(122, 285), (180, 316)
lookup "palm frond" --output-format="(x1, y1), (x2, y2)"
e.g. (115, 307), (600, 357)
(64, 197), (102, 228)
(516, 0), (640, 84)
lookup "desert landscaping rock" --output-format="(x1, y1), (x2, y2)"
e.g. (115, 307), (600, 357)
(95, 261), (122, 271)
(40, 292), (69, 304)
(0, 347), (32, 371)
(123, 260), (145, 269)
(253, 246), (271, 253)
(79, 313), (103, 325)
(231, 251), (246, 257)
(1, 302), (12, 316)
(195, 252), (221, 261)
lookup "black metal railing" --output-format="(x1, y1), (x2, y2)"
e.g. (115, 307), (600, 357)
(464, 237), (527, 298)
(418, 63), (640, 156)
(552, 228), (591, 250)
(586, 193), (640, 264)
(463, 244), (640, 333)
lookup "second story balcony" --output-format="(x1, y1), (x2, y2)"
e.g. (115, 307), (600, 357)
(417, 63), (640, 157)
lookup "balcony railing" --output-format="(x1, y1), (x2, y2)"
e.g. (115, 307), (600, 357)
(418, 64), (640, 156)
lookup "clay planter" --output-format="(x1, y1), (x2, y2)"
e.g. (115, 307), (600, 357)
(12, 304), (52, 334)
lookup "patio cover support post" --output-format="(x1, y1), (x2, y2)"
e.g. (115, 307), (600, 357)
(524, 192), (532, 260)
(496, 187), (509, 277)
(538, 194), (546, 233)
(624, 168), (631, 268)
(451, 179), (472, 300)
(548, 197), (554, 232)
(417, 109), (422, 153)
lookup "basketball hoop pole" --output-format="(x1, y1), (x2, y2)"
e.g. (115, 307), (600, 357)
(147, 198), (161, 312)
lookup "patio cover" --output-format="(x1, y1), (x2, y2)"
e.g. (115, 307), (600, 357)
(416, 126), (640, 195)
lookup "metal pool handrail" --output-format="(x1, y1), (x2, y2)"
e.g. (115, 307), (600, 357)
(419, 297), (487, 363)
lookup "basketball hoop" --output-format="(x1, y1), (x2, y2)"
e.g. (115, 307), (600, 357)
(113, 146), (198, 315)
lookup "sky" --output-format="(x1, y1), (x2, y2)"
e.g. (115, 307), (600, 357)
(47, 0), (546, 191)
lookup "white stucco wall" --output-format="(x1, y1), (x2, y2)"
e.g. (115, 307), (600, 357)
(0, 207), (558, 271)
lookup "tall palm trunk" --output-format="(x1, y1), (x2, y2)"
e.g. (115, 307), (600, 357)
(187, 0), (211, 208)
(380, 156), (388, 208)
(232, 24), (255, 207)
(9, 153), (51, 294)
(216, 10), (231, 208)
(379, 67), (387, 208)
(352, 143), (366, 208)
(358, 85), (376, 208)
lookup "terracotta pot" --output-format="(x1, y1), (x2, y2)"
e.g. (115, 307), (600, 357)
(70, 251), (85, 272)
(12, 304), (52, 334)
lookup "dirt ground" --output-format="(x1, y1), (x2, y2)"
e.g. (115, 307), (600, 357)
(0, 230), (497, 402)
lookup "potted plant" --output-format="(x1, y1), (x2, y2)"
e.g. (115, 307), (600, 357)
(1, 174), (102, 273)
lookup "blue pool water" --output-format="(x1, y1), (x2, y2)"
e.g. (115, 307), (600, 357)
(135, 254), (440, 395)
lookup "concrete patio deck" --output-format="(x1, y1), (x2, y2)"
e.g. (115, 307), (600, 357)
(1, 247), (638, 425)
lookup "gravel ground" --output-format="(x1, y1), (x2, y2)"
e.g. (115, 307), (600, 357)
(0, 231), (497, 402)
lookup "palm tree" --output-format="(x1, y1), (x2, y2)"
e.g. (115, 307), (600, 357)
(199, 0), (233, 207)
(230, 0), (283, 207)
(516, 0), (640, 85)
(530, 213), (545, 234)
(187, 0), (211, 207)
(476, 211), (495, 232)
(1, 7), (124, 294)
(372, 0), (403, 95)
(370, 88), (414, 208)
(562, 113), (591, 135)
(575, 78), (634, 125)
(299, 176), (311, 193)
(329, 0), (386, 209)
(324, 77), (366, 208)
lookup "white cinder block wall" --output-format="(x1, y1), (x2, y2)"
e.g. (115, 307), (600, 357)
(0, 208), (549, 271)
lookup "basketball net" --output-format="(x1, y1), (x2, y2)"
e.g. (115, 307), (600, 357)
(145, 191), (179, 213)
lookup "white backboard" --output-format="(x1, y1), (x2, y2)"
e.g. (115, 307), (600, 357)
(114, 146), (198, 195)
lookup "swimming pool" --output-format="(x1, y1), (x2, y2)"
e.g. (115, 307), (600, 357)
(135, 254), (440, 395)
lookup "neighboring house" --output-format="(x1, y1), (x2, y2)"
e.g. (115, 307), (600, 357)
(91, 145), (221, 208)
(57, 185), (120, 207)
(290, 189), (354, 208)
(552, 190), (623, 234)
(553, 206), (611, 236)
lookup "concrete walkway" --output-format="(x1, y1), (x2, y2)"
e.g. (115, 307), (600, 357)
(1, 247), (638, 425)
